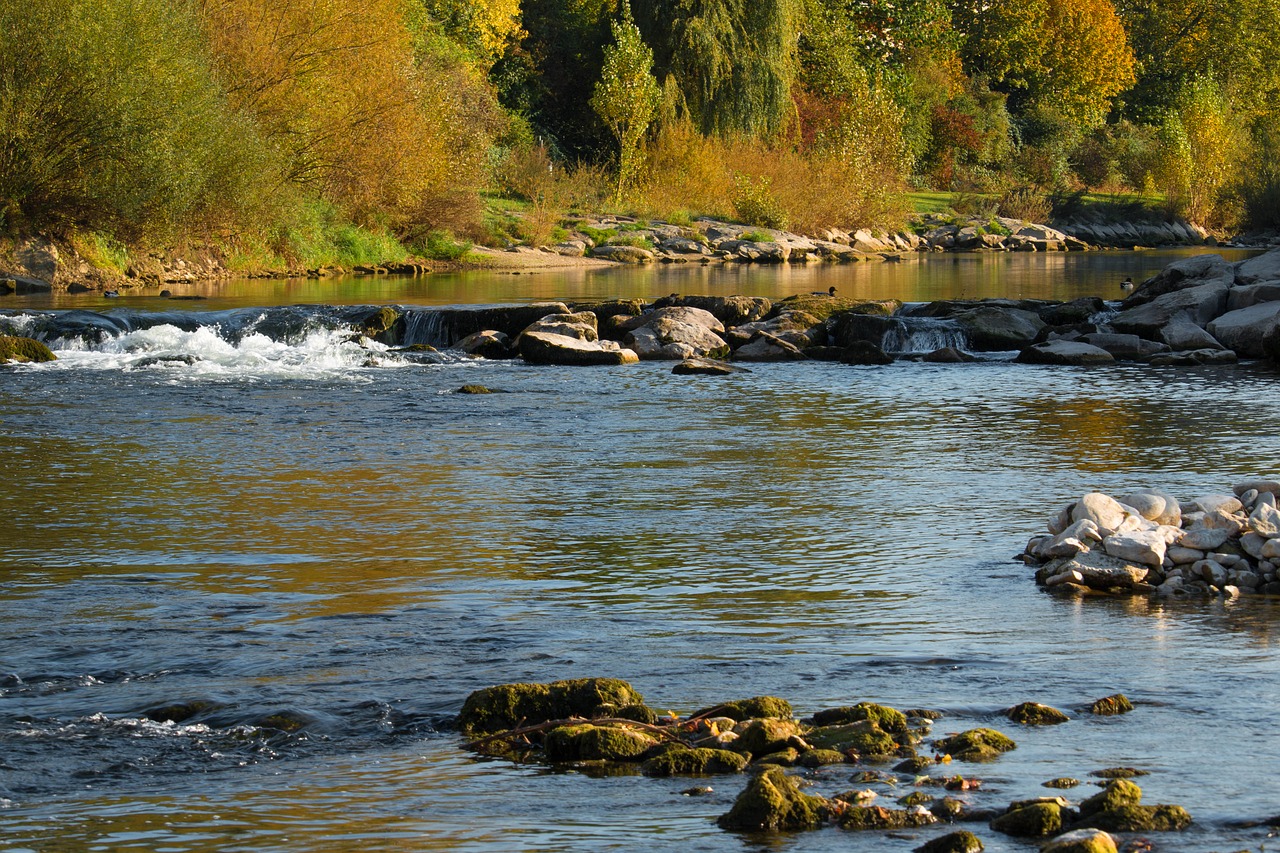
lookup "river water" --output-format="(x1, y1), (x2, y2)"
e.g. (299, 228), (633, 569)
(2, 250), (1279, 852)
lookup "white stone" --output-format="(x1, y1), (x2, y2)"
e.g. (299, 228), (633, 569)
(1180, 526), (1232, 550)
(1119, 491), (1182, 526)
(1263, 538), (1280, 559)
(1195, 559), (1227, 585)
(1037, 519), (1103, 559)
(1072, 492), (1128, 535)
(1167, 545), (1205, 565)
(1041, 828), (1118, 853)
(1047, 504), (1074, 535)
(1193, 494), (1244, 515)
(1251, 502), (1280, 538)
(1104, 529), (1168, 567)
(1046, 569), (1085, 587)
(1241, 532), (1267, 559)
(1234, 479), (1280, 498)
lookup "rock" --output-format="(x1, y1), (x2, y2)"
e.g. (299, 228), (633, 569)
(733, 718), (803, 757)
(1040, 297), (1107, 325)
(1043, 778), (1081, 789)
(456, 330), (515, 359)
(1227, 282), (1280, 311)
(1089, 767), (1149, 779)
(692, 697), (793, 721)
(1251, 501), (1280, 537)
(1034, 521), (1103, 560)
(1005, 702), (1069, 725)
(1089, 694), (1133, 716)
(592, 245), (654, 263)
(1126, 253), (1232, 301)
(626, 318), (730, 360)
(642, 745), (749, 776)
(1078, 333), (1169, 360)
(716, 765), (829, 831)
(1078, 779), (1142, 817)
(990, 802), (1063, 837)
(1206, 301), (1280, 357)
(668, 295), (771, 326)
(1072, 493), (1128, 534)
(1040, 828), (1118, 853)
(521, 311), (599, 342)
(423, 303), (573, 346)
(1076, 805), (1192, 832)
(0, 336), (57, 364)
(934, 728), (1016, 762)
(1235, 247), (1280, 284)
(810, 702), (909, 733)
(1103, 529), (1167, 567)
(732, 332), (807, 361)
(806, 721), (899, 757)
(915, 829), (984, 853)
(827, 312), (898, 348)
(672, 358), (744, 376)
(840, 340), (894, 364)
(518, 332), (639, 366)
(459, 678), (646, 735)
(1110, 281), (1230, 338)
(956, 306), (1046, 350)
(1158, 318), (1225, 351)
(923, 346), (976, 362)
(839, 805), (938, 830)
(456, 384), (495, 394)
(1266, 323), (1280, 364)
(1118, 491), (1181, 526)
(797, 748), (848, 767)
(1179, 524), (1232, 551)
(543, 723), (659, 761)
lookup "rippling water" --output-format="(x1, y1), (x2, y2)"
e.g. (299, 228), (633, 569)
(3, 253), (1280, 852)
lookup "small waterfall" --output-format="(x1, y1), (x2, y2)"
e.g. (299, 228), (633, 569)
(401, 309), (456, 347)
(881, 316), (968, 355)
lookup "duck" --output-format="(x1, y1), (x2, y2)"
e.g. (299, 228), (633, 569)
(103, 289), (120, 298)
(1120, 277), (1134, 291)
(810, 286), (837, 296)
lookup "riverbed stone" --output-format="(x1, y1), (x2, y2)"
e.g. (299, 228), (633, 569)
(1035, 519), (1102, 559)
(1235, 247), (1280, 284)
(1118, 491), (1181, 526)
(956, 306), (1045, 350)
(1127, 253), (1233, 300)
(0, 336), (56, 364)
(693, 696), (793, 721)
(841, 805), (939, 831)
(733, 718), (803, 756)
(625, 317), (730, 360)
(672, 358), (743, 376)
(669, 295), (772, 326)
(1079, 779), (1142, 817)
(459, 678), (646, 735)
(1157, 318), (1225, 351)
(991, 802), (1063, 837)
(1250, 502), (1280, 537)
(1005, 702), (1069, 725)
(1103, 529), (1167, 567)
(642, 745), (749, 776)
(456, 330), (514, 359)
(717, 766), (829, 830)
(806, 720), (899, 757)
(935, 728), (1016, 762)
(520, 311), (599, 341)
(810, 702), (909, 733)
(1206, 301), (1280, 357)
(518, 331), (639, 365)
(1040, 828), (1118, 853)
(732, 332), (806, 361)
(915, 829), (984, 853)
(1089, 694), (1133, 716)
(1110, 281), (1230, 338)
(1076, 805), (1192, 833)
(1016, 340), (1115, 365)
(1079, 333), (1169, 360)
(1072, 493), (1127, 534)
(543, 723), (659, 761)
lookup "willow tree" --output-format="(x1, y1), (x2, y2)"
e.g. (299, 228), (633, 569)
(591, 7), (662, 200)
(633, 0), (800, 138)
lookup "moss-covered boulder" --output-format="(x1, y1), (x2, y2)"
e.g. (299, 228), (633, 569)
(811, 702), (909, 733)
(934, 728), (1017, 762)
(754, 747), (800, 766)
(915, 829), (984, 853)
(0, 335), (56, 364)
(543, 723), (659, 762)
(733, 718), (802, 756)
(352, 306), (403, 344)
(692, 696), (792, 721)
(1089, 694), (1133, 716)
(641, 745), (749, 776)
(1041, 828), (1119, 853)
(459, 678), (645, 735)
(1078, 779), (1142, 817)
(798, 748), (847, 768)
(896, 755), (933, 773)
(806, 720), (899, 758)
(898, 791), (933, 807)
(717, 766), (829, 831)
(1005, 702), (1069, 725)
(1079, 805), (1192, 832)
(838, 805), (938, 831)
(1089, 767), (1148, 779)
(1043, 778), (1081, 789)
(930, 796), (969, 822)
(990, 802), (1063, 837)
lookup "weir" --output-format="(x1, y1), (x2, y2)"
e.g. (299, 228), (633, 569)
(880, 315), (968, 355)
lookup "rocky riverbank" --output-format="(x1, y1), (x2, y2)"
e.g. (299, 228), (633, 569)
(1023, 480), (1280, 599)
(454, 677), (1209, 851)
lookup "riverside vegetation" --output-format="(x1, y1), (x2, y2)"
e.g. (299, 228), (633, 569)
(2, 0), (1280, 288)
(455, 677), (1205, 850)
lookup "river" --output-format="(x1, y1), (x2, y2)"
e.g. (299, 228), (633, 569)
(2, 249), (1278, 852)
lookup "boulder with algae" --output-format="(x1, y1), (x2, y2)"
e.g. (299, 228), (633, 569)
(717, 766), (830, 831)
(934, 728), (1017, 762)
(459, 677), (647, 735)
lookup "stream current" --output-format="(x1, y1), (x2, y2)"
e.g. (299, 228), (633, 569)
(1, 250), (1279, 852)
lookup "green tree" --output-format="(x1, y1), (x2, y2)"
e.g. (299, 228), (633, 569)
(591, 6), (663, 200)
(1153, 76), (1250, 228)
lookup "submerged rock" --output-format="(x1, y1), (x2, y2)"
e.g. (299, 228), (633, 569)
(642, 745), (749, 776)
(934, 728), (1017, 762)
(990, 801), (1063, 837)
(1089, 694), (1133, 716)
(459, 678), (646, 735)
(1005, 702), (1069, 725)
(915, 829), (984, 853)
(716, 766), (829, 831)
(839, 804), (938, 831)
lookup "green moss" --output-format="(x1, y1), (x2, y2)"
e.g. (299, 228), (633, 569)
(990, 802), (1062, 837)
(806, 721), (898, 758)
(717, 766), (829, 831)
(915, 830), (985, 853)
(457, 384), (493, 394)
(1005, 702), (1069, 725)
(1080, 804), (1192, 832)
(1043, 778), (1081, 789)
(355, 306), (402, 341)
(753, 747), (800, 766)
(543, 723), (658, 762)
(1078, 779), (1142, 817)
(898, 790), (933, 806)
(458, 677), (645, 735)
(641, 745), (749, 776)
(733, 718), (801, 756)
(837, 805), (938, 830)
(797, 748), (846, 768)
(811, 702), (909, 733)
(0, 336), (56, 364)
(934, 728), (1016, 762)
(1089, 694), (1134, 715)
(692, 696), (792, 721)
(930, 796), (968, 822)
(1089, 767), (1148, 779)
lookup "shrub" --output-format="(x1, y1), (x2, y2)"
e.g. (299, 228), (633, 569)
(996, 186), (1052, 222)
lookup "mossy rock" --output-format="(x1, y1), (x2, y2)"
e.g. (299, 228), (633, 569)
(717, 765), (829, 831)
(838, 804), (938, 831)
(1089, 694), (1133, 716)
(641, 745), (748, 776)
(1041, 828), (1119, 853)
(1043, 778), (1081, 789)
(733, 718), (802, 756)
(459, 678), (644, 735)
(355, 306), (402, 339)
(543, 723), (658, 762)
(1005, 702), (1069, 725)
(930, 796), (968, 822)
(613, 703), (658, 725)
(934, 728), (1016, 762)
(753, 747), (800, 767)
(692, 696), (792, 721)
(898, 790), (933, 807)
(806, 721), (899, 758)
(797, 748), (847, 768)
(1078, 805), (1191, 832)
(990, 802), (1062, 837)
(915, 829), (984, 853)
(811, 702), (909, 733)
(896, 755), (933, 773)
(1078, 779), (1142, 817)
(0, 336), (56, 364)
(142, 699), (224, 724)
(457, 384), (493, 394)
(1089, 767), (1148, 779)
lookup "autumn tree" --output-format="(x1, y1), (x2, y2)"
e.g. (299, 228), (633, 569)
(591, 6), (662, 200)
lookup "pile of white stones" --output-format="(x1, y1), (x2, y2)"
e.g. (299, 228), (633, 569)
(1023, 479), (1280, 598)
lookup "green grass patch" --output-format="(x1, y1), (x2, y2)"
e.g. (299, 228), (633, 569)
(413, 230), (472, 261)
(908, 191), (960, 214)
(72, 231), (130, 274)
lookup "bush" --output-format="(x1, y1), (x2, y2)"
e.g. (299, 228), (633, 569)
(996, 186), (1053, 222)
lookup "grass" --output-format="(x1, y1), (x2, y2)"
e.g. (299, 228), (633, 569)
(908, 191), (961, 214)
(71, 231), (131, 274)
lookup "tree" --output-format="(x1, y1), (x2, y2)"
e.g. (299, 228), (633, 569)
(954, 0), (1135, 129)
(591, 5), (662, 200)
